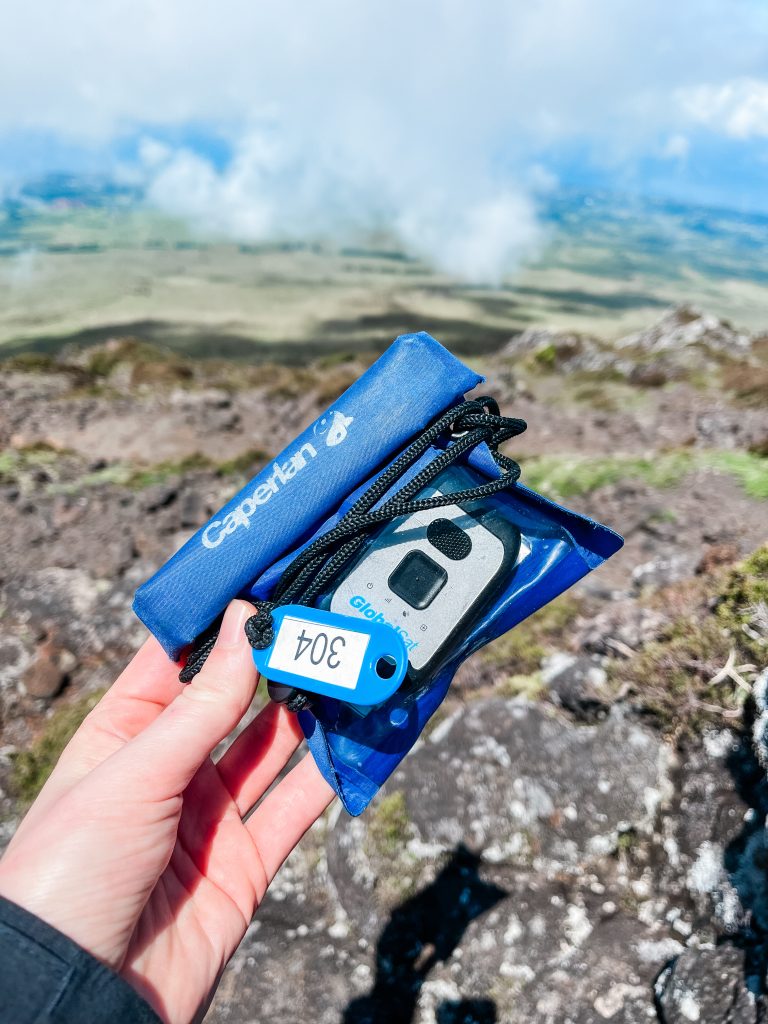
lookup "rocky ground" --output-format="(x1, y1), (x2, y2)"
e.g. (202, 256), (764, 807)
(0, 306), (766, 1023)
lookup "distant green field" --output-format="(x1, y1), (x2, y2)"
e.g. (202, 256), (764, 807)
(1, 190), (767, 358)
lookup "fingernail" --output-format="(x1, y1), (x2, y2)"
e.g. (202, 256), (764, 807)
(217, 600), (251, 649)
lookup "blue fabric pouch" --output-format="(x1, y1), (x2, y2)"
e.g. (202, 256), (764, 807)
(133, 332), (623, 815)
(133, 333), (481, 658)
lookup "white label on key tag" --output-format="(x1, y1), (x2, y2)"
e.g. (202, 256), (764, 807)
(267, 615), (371, 689)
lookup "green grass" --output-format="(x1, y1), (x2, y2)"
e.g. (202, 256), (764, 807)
(2, 352), (61, 374)
(84, 340), (174, 379)
(520, 450), (768, 501)
(51, 455), (210, 493)
(710, 451), (768, 500)
(716, 544), (768, 664)
(215, 448), (271, 477)
(49, 448), (270, 494)
(481, 594), (582, 676)
(533, 343), (558, 369)
(11, 689), (108, 806)
(496, 673), (545, 700)
(0, 444), (62, 483)
(607, 544), (767, 735)
(124, 454), (216, 489)
(0, 441), (271, 496)
(607, 616), (740, 734)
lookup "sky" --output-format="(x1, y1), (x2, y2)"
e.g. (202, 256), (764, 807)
(1, 0), (767, 280)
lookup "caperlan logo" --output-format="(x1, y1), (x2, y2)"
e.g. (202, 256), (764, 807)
(201, 409), (353, 550)
(349, 595), (419, 651)
(314, 409), (354, 447)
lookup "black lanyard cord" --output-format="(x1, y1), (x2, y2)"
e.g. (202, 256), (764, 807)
(178, 397), (526, 683)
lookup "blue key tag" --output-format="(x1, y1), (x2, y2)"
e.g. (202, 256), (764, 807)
(252, 605), (409, 706)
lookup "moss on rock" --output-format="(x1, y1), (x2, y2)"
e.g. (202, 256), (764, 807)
(367, 790), (411, 859)
(496, 673), (545, 700)
(716, 544), (768, 665)
(608, 545), (767, 735)
(481, 594), (582, 676)
(362, 789), (419, 907)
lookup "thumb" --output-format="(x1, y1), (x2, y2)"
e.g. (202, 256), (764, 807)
(106, 600), (259, 800)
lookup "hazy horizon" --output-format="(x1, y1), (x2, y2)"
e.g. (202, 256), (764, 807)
(3, 181), (768, 358)
(2, 1), (767, 284)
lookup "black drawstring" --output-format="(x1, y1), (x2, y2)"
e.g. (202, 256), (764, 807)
(178, 397), (526, 684)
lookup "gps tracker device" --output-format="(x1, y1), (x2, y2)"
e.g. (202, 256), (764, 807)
(259, 465), (523, 710)
(325, 466), (524, 688)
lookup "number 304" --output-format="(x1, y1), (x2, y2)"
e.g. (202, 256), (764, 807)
(294, 629), (345, 669)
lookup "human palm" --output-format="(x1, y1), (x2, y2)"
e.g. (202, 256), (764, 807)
(0, 600), (334, 1023)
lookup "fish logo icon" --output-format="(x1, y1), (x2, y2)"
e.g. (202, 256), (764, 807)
(314, 409), (354, 447)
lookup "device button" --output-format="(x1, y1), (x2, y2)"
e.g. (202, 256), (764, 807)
(388, 550), (448, 610)
(427, 517), (472, 560)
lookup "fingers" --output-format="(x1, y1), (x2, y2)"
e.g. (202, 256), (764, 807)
(216, 701), (305, 816)
(8, 635), (184, 850)
(102, 600), (259, 801)
(100, 634), (184, 711)
(60, 636), (183, 771)
(245, 754), (335, 884)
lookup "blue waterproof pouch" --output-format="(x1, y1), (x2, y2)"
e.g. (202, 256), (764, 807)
(133, 333), (480, 658)
(133, 332), (623, 815)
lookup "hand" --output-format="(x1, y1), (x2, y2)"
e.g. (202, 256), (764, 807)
(0, 600), (335, 1024)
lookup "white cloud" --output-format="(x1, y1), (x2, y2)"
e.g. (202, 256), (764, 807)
(139, 131), (542, 282)
(677, 78), (768, 139)
(137, 138), (173, 169)
(3, 1), (761, 146)
(144, 137), (277, 241)
(1, 1), (767, 279)
(661, 134), (690, 161)
(395, 192), (542, 285)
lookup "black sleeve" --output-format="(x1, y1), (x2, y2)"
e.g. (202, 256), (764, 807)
(0, 895), (162, 1024)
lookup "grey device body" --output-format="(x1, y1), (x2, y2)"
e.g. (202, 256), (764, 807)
(325, 465), (523, 685)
